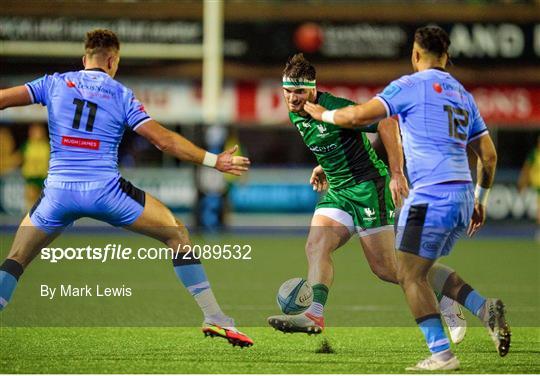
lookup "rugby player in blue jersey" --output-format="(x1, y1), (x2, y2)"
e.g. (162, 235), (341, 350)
(0, 29), (253, 347)
(305, 25), (509, 370)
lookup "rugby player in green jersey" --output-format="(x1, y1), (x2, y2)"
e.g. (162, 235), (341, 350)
(268, 54), (466, 343)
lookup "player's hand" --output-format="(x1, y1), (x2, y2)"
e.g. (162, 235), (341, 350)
(304, 102), (327, 121)
(467, 202), (486, 237)
(310, 165), (328, 192)
(389, 173), (409, 208)
(215, 145), (250, 176)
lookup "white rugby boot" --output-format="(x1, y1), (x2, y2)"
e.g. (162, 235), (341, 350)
(440, 295), (467, 344)
(406, 354), (460, 371)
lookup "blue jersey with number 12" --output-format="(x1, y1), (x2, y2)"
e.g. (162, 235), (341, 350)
(25, 69), (151, 183)
(376, 68), (488, 189)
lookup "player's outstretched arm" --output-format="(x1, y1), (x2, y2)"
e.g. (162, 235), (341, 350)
(304, 98), (387, 128)
(378, 117), (409, 208)
(0, 86), (33, 110)
(467, 134), (498, 236)
(135, 120), (250, 176)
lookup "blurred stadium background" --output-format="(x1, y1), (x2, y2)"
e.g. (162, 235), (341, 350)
(0, 0), (539, 235)
(1, 2), (539, 373)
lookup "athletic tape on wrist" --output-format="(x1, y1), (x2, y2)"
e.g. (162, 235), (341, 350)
(475, 185), (490, 206)
(202, 152), (218, 168)
(322, 110), (337, 125)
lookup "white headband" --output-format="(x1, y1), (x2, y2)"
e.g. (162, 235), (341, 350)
(282, 76), (316, 89)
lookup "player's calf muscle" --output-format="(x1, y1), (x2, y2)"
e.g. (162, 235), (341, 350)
(368, 263), (397, 284)
(7, 217), (54, 268)
(441, 272), (468, 301)
(360, 232), (399, 283)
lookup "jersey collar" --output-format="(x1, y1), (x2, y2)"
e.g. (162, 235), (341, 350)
(84, 67), (107, 73)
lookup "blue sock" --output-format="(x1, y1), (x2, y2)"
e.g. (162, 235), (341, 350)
(0, 259), (24, 311)
(172, 254), (225, 320)
(172, 257), (210, 295)
(457, 284), (486, 317)
(416, 314), (450, 354)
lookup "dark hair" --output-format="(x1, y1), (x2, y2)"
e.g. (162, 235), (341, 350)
(283, 53), (316, 81)
(414, 25), (450, 58)
(85, 29), (120, 56)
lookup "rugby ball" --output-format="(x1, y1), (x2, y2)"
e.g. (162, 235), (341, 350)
(277, 278), (313, 314)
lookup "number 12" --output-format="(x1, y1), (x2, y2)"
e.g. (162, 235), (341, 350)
(443, 105), (469, 141)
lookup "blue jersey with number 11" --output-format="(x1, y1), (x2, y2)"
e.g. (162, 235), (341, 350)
(25, 69), (151, 183)
(376, 68), (488, 189)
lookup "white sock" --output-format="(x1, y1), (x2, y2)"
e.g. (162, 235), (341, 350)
(305, 302), (324, 317)
(432, 348), (454, 362)
(194, 288), (225, 319)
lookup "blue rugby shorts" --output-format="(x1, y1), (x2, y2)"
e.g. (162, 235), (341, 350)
(395, 182), (474, 260)
(29, 175), (145, 233)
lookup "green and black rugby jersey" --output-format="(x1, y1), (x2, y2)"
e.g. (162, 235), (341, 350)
(289, 91), (388, 190)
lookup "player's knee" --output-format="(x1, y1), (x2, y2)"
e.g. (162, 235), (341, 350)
(304, 242), (318, 260)
(164, 220), (191, 249)
(398, 270), (429, 290)
(305, 240), (331, 261)
(396, 267), (414, 287)
(442, 271), (466, 296)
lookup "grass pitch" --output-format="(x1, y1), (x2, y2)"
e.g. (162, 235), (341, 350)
(1, 327), (539, 373)
(0, 233), (538, 373)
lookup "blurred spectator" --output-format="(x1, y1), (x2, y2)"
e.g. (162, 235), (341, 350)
(518, 135), (540, 241)
(0, 127), (22, 175)
(21, 123), (50, 210)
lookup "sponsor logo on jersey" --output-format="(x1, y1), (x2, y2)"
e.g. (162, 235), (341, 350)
(397, 76), (415, 87)
(364, 208), (376, 221)
(297, 121), (311, 136)
(61, 136), (100, 150)
(316, 123), (329, 137)
(440, 82), (464, 99)
(309, 143), (337, 153)
(433, 82), (443, 93)
(77, 83), (116, 96)
(66, 80), (76, 88)
(442, 83), (458, 91)
(381, 83), (401, 99)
